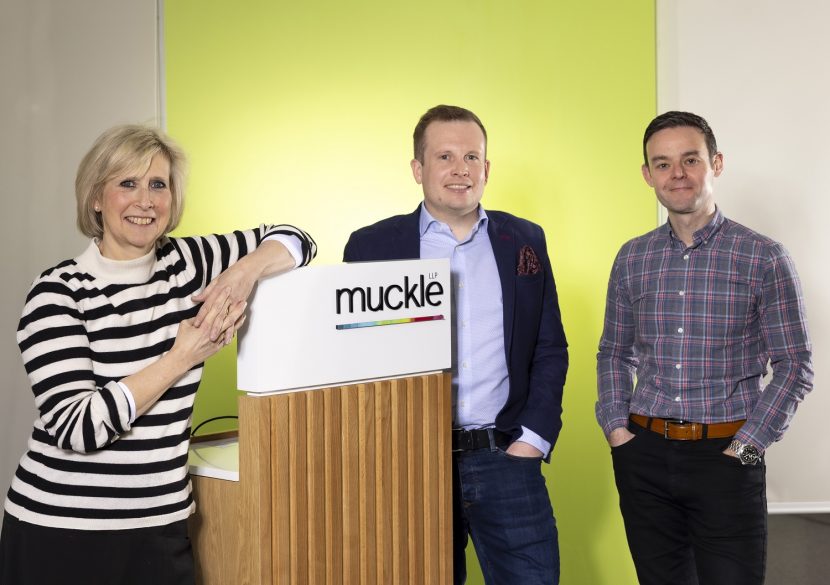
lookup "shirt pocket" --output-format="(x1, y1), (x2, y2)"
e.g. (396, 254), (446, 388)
(631, 290), (661, 344)
(704, 276), (757, 340)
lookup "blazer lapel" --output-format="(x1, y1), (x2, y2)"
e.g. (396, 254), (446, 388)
(487, 213), (516, 356)
(397, 206), (423, 260)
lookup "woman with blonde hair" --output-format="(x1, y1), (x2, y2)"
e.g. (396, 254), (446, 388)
(0, 125), (316, 584)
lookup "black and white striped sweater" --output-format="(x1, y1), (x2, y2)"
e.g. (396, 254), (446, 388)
(6, 225), (316, 530)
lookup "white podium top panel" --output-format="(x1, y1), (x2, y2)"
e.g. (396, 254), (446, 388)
(237, 258), (451, 394)
(188, 438), (239, 482)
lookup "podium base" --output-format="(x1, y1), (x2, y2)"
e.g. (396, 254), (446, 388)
(189, 372), (452, 584)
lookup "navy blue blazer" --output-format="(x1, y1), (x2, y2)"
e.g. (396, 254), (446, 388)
(343, 207), (568, 451)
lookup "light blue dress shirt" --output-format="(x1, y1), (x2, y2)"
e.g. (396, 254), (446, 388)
(419, 204), (550, 456)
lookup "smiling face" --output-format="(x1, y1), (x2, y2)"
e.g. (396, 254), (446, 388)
(642, 125), (723, 221)
(95, 154), (172, 260)
(411, 120), (490, 226)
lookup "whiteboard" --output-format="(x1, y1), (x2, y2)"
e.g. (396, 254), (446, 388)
(657, 0), (829, 512)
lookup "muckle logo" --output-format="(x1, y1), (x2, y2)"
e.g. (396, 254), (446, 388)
(335, 273), (445, 330)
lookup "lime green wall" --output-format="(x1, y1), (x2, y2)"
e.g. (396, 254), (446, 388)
(165, 1), (655, 582)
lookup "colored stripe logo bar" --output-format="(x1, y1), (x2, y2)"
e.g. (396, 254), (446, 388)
(336, 314), (445, 330)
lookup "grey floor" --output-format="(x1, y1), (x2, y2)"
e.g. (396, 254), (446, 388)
(767, 514), (830, 584)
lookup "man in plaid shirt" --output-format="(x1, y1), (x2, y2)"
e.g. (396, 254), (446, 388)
(596, 111), (813, 585)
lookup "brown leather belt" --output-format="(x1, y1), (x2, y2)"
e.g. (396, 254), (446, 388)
(630, 414), (745, 441)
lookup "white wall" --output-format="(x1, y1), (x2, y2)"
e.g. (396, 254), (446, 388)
(657, 0), (829, 511)
(0, 0), (159, 490)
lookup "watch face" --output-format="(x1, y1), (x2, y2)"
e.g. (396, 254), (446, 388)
(739, 444), (761, 465)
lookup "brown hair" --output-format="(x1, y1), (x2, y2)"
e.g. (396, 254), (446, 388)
(413, 105), (487, 163)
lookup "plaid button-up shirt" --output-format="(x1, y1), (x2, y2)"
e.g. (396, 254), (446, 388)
(596, 209), (813, 450)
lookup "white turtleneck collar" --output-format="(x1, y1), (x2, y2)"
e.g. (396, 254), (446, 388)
(74, 239), (160, 284)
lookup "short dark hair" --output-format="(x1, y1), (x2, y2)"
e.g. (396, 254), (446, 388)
(413, 105), (487, 162)
(642, 111), (718, 166)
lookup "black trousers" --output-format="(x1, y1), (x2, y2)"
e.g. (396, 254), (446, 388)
(0, 513), (194, 585)
(611, 423), (767, 585)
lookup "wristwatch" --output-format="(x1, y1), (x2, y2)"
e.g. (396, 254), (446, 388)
(729, 439), (761, 466)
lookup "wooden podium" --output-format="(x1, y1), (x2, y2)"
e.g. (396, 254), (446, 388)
(189, 372), (452, 584)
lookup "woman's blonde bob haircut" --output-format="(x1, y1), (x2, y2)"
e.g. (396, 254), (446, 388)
(76, 125), (188, 239)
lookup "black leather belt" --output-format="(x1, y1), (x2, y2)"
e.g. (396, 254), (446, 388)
(451, 428), (512, 452)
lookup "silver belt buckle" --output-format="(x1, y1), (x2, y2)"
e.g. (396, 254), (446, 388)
(486, 428), (498, 452)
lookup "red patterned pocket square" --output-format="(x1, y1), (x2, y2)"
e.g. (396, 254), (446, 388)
(517, 245), (541, 276)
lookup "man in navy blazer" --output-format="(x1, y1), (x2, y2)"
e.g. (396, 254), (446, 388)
(344, 105), (568, 585)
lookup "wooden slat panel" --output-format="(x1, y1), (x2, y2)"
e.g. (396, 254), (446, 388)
(238, 395), (273, 585)
(375, 381), (393, 584)
(307, 390), (327, 584)
(341, 386), (360, 585)
(289, 393), (309, 585)
(437, 373), (453, 581)
(358, 384), (376, 585)
(271, 396), (291, 583)
(390, 378), (409, 584)
(191, 372), (451, 585)
(422, 375), (440, 584)
(324, 388), (343, 585)
(406, 376), (425, 585)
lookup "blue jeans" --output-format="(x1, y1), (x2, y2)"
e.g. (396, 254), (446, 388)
(453, 448), (559, 585)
